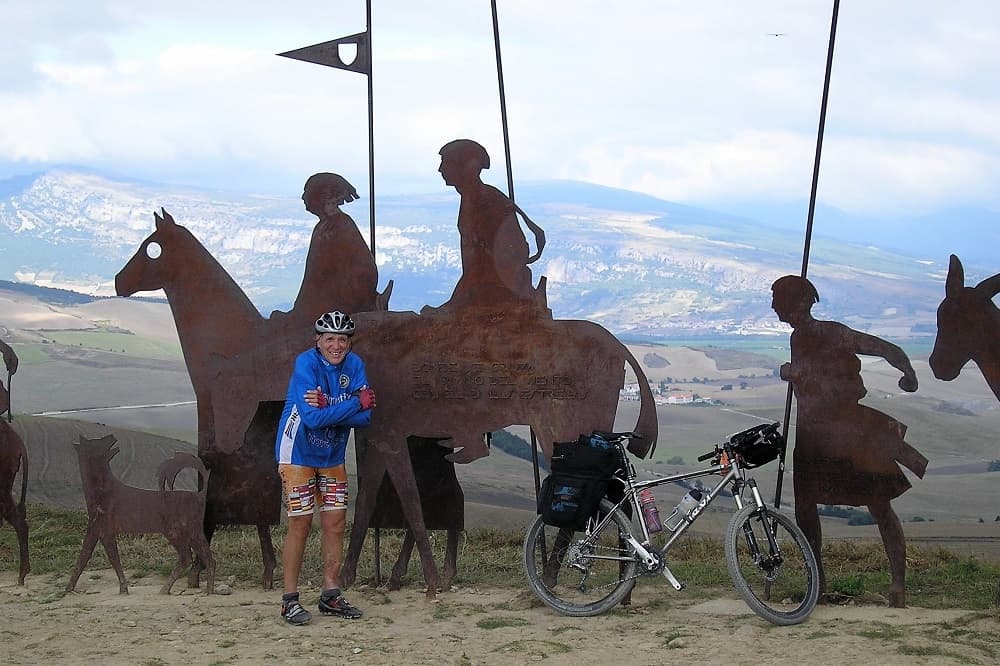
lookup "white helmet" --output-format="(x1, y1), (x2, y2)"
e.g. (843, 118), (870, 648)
(315, 310), (355, 336)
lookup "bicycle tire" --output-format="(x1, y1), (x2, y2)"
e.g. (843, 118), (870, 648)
(523, 499), (637, 617)
(724, 503), (820, 625)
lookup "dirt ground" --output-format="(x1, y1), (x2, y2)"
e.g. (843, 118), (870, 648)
(2, 571), (997, 665)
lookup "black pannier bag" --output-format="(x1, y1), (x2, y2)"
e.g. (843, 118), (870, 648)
(538, 433), (620, 529)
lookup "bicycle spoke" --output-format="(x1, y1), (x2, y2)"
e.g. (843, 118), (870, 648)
(725, 505), (819, 625)
(524, 500), (638, 616)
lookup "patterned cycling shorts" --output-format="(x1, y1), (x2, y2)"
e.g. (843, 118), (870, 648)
(278, 464), (348, 517)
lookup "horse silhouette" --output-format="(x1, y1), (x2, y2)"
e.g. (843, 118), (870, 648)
(332, 305), (657, 596)
(114, 208), (386, 588)
(115, 208), (657, 598)
(0, 420), (29, 585)
(929, 254), (1000, 400)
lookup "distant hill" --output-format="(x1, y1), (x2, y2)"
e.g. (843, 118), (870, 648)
(0, 168), (992, 338)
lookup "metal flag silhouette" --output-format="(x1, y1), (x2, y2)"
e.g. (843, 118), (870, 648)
(277, 2), (377, 261)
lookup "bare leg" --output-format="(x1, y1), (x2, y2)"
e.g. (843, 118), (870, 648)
(795, 500), (826, 596)
(282, 514), (313, 594)
(868, 500), (906, 608)
(319, 508), (347, 591)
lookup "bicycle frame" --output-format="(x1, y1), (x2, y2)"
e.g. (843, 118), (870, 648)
(589, 438), (773, 591)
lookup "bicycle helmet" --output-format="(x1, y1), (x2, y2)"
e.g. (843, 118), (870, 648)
(315, 310), (355, 336)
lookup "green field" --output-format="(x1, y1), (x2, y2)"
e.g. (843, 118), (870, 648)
(33, 330), (182, 360)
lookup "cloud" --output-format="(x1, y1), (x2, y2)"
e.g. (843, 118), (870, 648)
(2, 1), (1000, 215)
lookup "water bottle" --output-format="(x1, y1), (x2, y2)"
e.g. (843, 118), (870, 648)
(639, 488), (663, 533)
(664, 488), (704, 531)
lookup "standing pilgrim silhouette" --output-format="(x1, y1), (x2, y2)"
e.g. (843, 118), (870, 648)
(771, 275), (927, 607)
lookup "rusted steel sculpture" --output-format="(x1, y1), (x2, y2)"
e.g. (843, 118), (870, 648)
(364, 436), (464, 590)
(114, 154), (655, 598)
(431, 139), (546, 312)
(0, 420), (29, 585)
(68, 434), (216, 594)
(330, 304), (658, 597)
(0, 338), (17, 421)
(929, 255), (1000, 400)
(0, 340), (28, 584)
(275, 172), (383, 324)
(772, 275), (927, 607)
(114, 178), (385, 588)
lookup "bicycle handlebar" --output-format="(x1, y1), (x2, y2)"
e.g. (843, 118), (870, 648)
(697, 450), (716, 462)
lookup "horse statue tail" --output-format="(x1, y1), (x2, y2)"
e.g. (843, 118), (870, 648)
(623, 345), (658, 459)
(157, 452), (210, 493)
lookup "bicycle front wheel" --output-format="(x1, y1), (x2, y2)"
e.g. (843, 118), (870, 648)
(523, 499), (637, 617)
(725, 503), (819, 625)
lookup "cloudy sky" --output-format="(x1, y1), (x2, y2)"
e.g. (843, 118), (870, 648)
(3, 1), (999, 218)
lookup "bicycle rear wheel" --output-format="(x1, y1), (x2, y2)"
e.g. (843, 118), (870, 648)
(523, 499), (637, 617)
(725, 503), (819, 625)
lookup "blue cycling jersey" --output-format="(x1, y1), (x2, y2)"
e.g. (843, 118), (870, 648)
(275, 347), (371, 467)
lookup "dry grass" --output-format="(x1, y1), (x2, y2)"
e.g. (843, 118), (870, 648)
(3, 503), (999, 611)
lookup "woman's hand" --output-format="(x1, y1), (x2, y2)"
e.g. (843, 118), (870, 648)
(305, 386), (328, 408)
(357, 387), (376, 410)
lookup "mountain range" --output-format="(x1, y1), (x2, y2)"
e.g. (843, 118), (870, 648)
(0, 167), (994, 338)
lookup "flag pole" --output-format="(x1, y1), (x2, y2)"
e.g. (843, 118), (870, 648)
(365, 0), (376, 262)
(490, 0), (543, 497)
(491, 0), (516, 202)
(774, 0), (840, 510)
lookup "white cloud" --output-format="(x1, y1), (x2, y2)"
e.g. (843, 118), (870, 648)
(2, 1), (1000, 214)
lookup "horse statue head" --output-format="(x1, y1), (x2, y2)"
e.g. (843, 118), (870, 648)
(929, 254), (1000, 400)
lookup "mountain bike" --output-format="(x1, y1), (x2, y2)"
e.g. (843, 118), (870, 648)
(523, 422), (820, 625)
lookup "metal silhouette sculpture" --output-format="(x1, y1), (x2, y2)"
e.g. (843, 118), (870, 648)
(0, 338), (16, 421)
(337, 305), (658, 597)
(0, 420), (29, 585)
(929, 254), (1000, 400)
(772, 275), (926, 607)
(114, 160), (655, 599)
(365, 436), (463, 590)
(276, 172), (382, 324)
(430, 139), (546, 313)
(0, 340), (28, 584)
(114, 184), (384, 588)
(68, 434), (216, 594)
